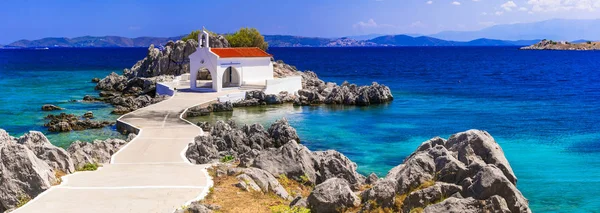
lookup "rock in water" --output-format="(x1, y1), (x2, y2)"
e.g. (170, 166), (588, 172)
(91, 77), (100, 83)
(44, 113), (114, 132)
(307, 178), (360, 212)
(41, 104), (62, 111)
(370, 130), (531, 213)
(82, 111), (94, 119)
(95, 72), (127, 91)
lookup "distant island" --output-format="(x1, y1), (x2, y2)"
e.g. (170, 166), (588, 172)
(521, 39), (600, 50)
(2, 34), (544, 49)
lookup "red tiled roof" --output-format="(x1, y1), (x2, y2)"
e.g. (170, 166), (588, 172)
(211, 47), (272, 58)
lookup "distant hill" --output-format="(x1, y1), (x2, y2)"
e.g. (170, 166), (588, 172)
(263, 35), (331, 47)
(366, 35), (539, 46)
(4, 36), (183, 48)
(2, 34), (540, 48)
(430, 19), (600, 41)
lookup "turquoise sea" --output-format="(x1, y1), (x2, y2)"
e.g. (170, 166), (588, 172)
(1, 47), (600, 212)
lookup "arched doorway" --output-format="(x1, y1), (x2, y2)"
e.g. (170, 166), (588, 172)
(193, 67), (213, 88)
(222, 66), (240, 87)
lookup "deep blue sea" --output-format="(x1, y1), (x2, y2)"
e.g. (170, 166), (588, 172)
(1, 47), (600, 212)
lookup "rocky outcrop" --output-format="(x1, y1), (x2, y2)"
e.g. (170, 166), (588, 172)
(124, 35), (229, 79)
(108, 94), (168, 114)
(67, 138), (128, 169)
(16, 131), (75, 173)
(187, 119), (365, 188)
(521, 39), (600, 50)
(188, 119), (530, 212)
(361, 130), (530, 213)
(267, 118), (300, 146)
(186, 102), (234, 117)
(307, 178), (360, 212)
(231, 90), (295, 108)
(0, 129), (129, 211)
(273, 60), (301, 78)
(41, 104), (62, 111)
(0, 130), (59, 211)
(44, 113), (114, 132)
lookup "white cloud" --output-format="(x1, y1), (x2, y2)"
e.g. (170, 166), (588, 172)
(353, 19), (394, 29)
(501, 1), (518, 11)
(518, 7), (528, 11)
(479, 21), (495, 27)
(495, 11), (504, 15)
(427, 1), (433, 4)
(527, 0), (600, 12)
(481, 12), (488, 15)
(452, 1), (461, 5)
(410, 21), (425, 28)
(472, 0), (480, 2)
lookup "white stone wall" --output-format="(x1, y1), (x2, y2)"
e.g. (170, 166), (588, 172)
(217, 57), (273, 86)
(264, 76), (302, 95)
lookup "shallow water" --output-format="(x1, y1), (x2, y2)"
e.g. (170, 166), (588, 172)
(0, 48), (147, 147)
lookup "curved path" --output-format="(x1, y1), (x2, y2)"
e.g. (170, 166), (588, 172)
(16, 89), (241, 213)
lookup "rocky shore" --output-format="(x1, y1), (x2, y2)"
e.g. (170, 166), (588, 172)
(274, 61), (394, 106)
(43, 112), (114, 132)
(184, 119), (530, 213)
(0, 129), (132, 211)
(91, 34), (229, 115)
(521, 39), (600, 50)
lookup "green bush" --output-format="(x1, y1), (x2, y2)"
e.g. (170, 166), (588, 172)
(77, 162), (99, 171)
(226, 27), (269, 50)
(270, 204), (311, 213)
(220, 155), (234, 163)
(182, 30), (201, 42)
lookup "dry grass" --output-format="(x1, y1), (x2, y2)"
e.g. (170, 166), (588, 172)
(53, 170), (67, 185)
(200, 166), (306, 213)
(277, 174), (313, 198)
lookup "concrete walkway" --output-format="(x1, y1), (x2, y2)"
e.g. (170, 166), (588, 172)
(16, 89), (241, 213)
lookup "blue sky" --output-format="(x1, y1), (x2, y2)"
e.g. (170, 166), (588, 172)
(2, 0), (600, 43)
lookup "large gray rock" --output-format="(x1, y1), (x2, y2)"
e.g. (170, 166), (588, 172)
(252, 142), (319, 185)
(186, 136), (219, 164)
(313, 150), (365, 189)
(67, 138), (127, 169)
(445, 130), (517, 184)
(307, 178), (360, 213)
(361, 179), (397, 208)
(267, 118), (300, 147)
(423, 195), (511, 213)
(466, 165), (530, 213)
(374, 130), (530, 212)
(16, 131), (75, 173)
(402, 182), (462, 212)
(0, 130), (57, 211)
(386, 151), (436, 195)
(235, 167), (291, 200)
(176, 201), (213, 213)
(95, 72), (127, 91)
